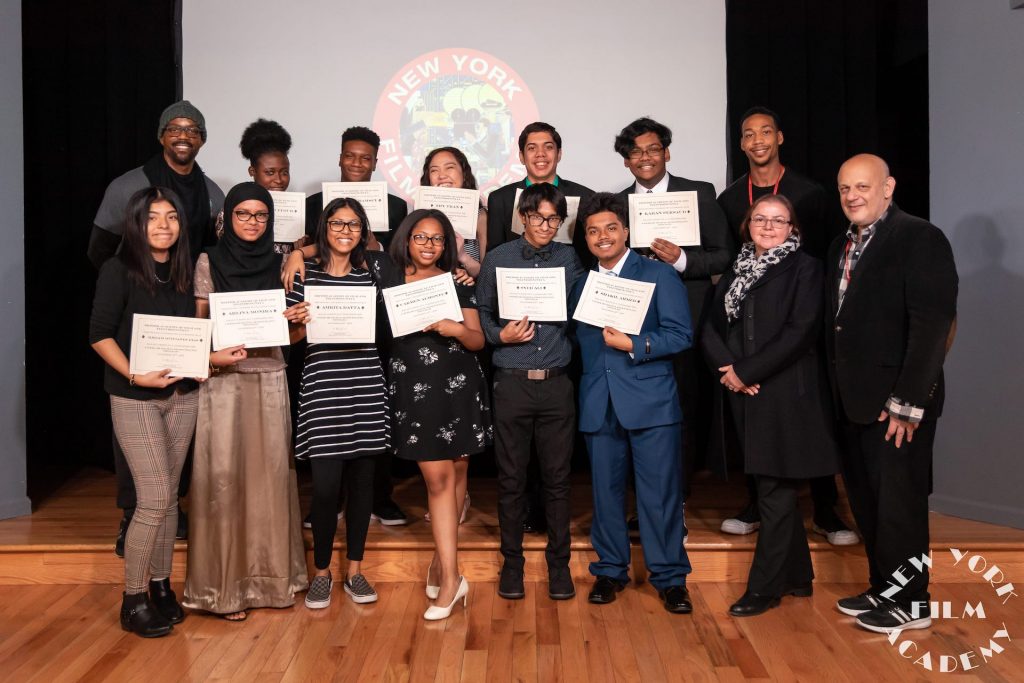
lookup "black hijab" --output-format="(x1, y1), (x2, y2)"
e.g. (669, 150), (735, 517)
(143, 153), (212, 260)
(206, 182), (281, 293)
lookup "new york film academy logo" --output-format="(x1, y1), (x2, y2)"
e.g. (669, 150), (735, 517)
(372, 48), (540, 200)
(879, 548), (1016, 674)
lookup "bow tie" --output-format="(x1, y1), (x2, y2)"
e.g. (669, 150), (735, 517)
(522, 244), (552, 261)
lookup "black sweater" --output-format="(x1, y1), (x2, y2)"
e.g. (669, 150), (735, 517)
(89, 258), (197, 400)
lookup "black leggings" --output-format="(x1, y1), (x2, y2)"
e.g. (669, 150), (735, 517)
(310, 455), (375, 570)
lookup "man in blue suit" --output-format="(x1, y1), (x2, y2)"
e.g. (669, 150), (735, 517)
(570, 193), (695, 613)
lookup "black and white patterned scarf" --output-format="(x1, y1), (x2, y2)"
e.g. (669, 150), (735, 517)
(724, 232), (801, 322)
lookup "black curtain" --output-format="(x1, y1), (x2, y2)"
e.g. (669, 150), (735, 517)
(23, 1), (178, 495)
(725, 0), (929, 218)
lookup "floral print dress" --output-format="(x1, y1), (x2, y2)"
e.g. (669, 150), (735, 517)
(387, 280), (492, 461)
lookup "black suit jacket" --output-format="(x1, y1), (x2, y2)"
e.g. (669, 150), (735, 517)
(486, 177), (594, 260)
(305, 191), (409, 248)
(617, 174), (733, 326)
(824, 204), (958, 424)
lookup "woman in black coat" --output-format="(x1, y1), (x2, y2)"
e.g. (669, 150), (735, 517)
(702, 194), (840, 617)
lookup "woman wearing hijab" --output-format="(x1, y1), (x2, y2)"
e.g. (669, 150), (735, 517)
(702, 194), (840, 617)
(182, 182), (309, 621)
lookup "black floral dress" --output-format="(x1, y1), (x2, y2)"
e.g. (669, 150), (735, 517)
(387, 280), (492, 461)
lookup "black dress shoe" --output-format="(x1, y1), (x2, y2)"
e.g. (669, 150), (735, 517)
(175, 506), (188, 540)
(729, 591), (780, 617)
(548, 567), (576, 600)
(626, 515), (640, 532)
(588, 576), (625, 604)
(658, 585), (693, 614)
(120, 591), (172, 638)
(115, 509), (134, 559)
(782, 582), (813, 598)
(149, 578), (186, 624)
(498, 564), (525, 600)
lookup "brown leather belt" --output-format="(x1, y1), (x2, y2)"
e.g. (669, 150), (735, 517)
(497, 367), (568, 381)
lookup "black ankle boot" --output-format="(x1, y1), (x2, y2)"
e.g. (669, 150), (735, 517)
(149, 578), (186, 624)
(120, 591), (172, 637)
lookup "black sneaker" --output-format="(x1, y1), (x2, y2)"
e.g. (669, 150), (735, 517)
(175, 506), (188, 540)
(836, 590), (885, 616)
(856, 602), (931, 634)
(305, 573), (333, 609)
(115, 509), (134, 559)
(498, 564), (525, 600)
(548, 567), (576, 600)
(302, 511), (344, 530)
(720, 503), (760, 535)
(371, 500), (409, 526)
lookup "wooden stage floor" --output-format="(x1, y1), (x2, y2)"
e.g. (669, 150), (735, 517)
(1, 469), (1023, 681)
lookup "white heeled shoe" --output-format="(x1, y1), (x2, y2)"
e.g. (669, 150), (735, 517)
(426, 560), (440, 600)
(424, 576), (469, 621)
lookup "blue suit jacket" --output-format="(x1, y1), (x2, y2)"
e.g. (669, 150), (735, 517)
(570, 250), (693, 432)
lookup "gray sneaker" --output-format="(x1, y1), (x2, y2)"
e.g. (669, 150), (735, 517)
(305, 573), (333, 609)
(344, 574), (378, 604)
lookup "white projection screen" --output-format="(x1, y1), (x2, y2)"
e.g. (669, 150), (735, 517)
(182, 1), (727, 205)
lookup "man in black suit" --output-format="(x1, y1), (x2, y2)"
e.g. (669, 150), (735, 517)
(613, 117), (732, 490)
(827, 154), (957, 634)
(304, 126), (409, 251)
(486, 121), (593, 257)
(716, 107), (856, 546)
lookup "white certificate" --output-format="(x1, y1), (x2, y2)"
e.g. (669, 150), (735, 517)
(495, 267), (567, 322)
(208, 289), (290, 351)
(413, 186), (480, 239)
(269, 191), (306, 243)
(628, 191), (701, 248)
(129, 314), (212, 379)
(304, 285), (377, 344)
(322, 181), (389, 233)
(572, 271), (656, 336)
(382, 273), (465, 338)
(510, 188), (581, 244)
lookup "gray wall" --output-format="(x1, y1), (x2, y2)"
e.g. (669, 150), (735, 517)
(929, 0), (1024, 528)
(0, 0), (29, 520)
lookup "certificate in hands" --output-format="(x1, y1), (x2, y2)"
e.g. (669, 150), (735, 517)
(269, 191), (306, 243)
(305, 286), (377, 344)
(383, 273), (464, 338)
(572, 271), (656, 336)
(413, 186), (480, 239)
(510, 188), (581, 244)
(129, 314), (213, 379)
(628, 191), (701, 248)
(496, 267), (567, 322)
(209, 289), (290, 351)
(322, 181), (389, 232)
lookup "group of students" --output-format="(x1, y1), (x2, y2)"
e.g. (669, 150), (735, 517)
(90, 100), (957, 639)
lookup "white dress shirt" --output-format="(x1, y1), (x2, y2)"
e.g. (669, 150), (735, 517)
(633, 174), (687, 273)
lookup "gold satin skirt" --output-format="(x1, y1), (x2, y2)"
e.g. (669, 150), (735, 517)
(183, 367), (308, 614)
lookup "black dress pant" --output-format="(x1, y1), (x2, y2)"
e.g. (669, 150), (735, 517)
(743, 473), (839, 519)
(310, 455), (375, 569)
(493, 372), (574, 570)
(841, 418), (936, 606)
(748, 475), (814, 595)
(114, 433), (191, 511)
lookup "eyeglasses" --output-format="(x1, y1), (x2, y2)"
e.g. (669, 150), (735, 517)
(526, 213), (564, 228)
(749, 215), (791, 228)
(628, 144), (665, 160)
(234, 210), (270, 223)
(327, 220), (363, 233)
(411, 234), (445, 246)
(164, 125), (203, 138)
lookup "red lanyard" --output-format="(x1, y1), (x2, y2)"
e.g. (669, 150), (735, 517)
(747, 166), (786, 205)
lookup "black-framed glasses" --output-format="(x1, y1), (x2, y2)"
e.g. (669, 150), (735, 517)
(749, 215), (791, 228)
(411, 233), (445, 246)
(627, 144), (665, 160)
(163, 125), (202, 138)
(526, 213), (564, 228)
(327, 219), (363, 233)
(234, 209), (270, 223)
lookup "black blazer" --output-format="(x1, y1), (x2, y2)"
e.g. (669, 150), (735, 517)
(703, 251), (839, 479)
(486, 177), (594, 257)
(824, 205), (958, 424)
(617, 174), (733, 326)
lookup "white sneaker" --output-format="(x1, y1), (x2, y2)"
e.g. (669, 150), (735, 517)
(721, 518), (760, 535)
(812, 523), (859, 546)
